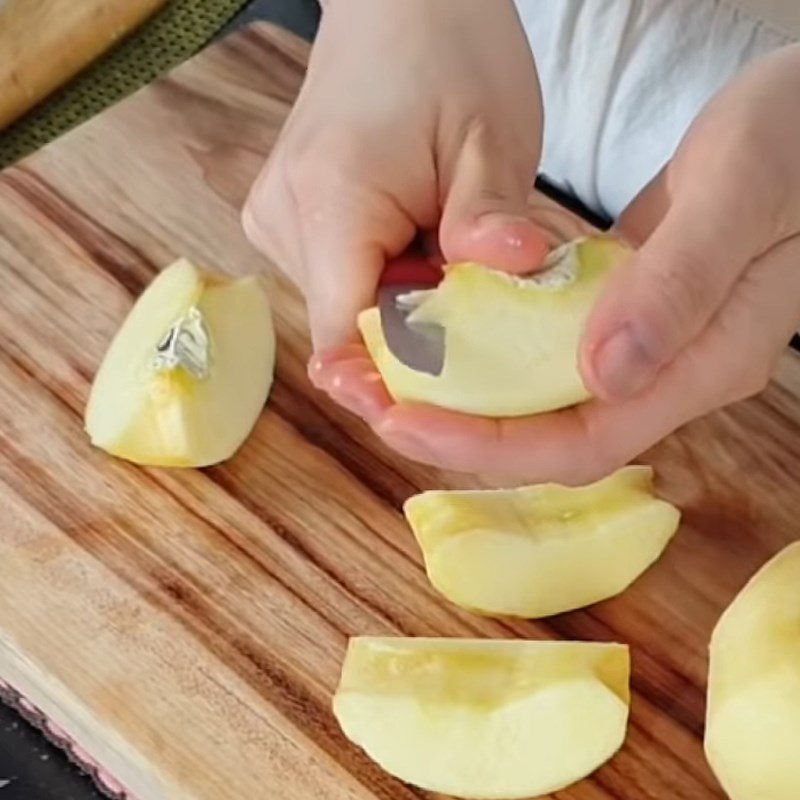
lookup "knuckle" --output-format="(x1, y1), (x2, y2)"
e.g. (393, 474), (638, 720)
(637, 250), (718, 357)
(284, 132), (364, 199)
(653, 252), (711, 323)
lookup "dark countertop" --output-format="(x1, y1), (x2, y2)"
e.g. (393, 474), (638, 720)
(0, 703), (105, 800)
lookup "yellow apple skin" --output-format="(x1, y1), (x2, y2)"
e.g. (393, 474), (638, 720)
(358, 236), (631, 417)
(705, 542), (800, 800)
(333, 637), (630, 800)
(404, 465), (680, 618)
(85, 259), (275, 467)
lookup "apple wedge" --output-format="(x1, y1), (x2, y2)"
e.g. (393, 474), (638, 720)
(85, 258), (275, 467)
(705, 541), (800, 800)
(358, 236), (631, 417)
(404, 465), (680, 618)
(333, 637), (630, 799)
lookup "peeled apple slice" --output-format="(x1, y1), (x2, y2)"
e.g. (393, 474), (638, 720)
(358, 236), (631, 417)
(705, 541), (800, 800)
(333, 637), (630, 799)
(405, 465), (680, 618)
(85, 258), (275, 467)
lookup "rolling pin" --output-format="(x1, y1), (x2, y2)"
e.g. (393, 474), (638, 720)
(0, 0), (168, 129)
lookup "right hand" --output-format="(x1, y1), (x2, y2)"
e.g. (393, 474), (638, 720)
(243, 0), (548, 419)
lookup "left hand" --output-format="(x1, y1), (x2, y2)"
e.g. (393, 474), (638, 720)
(311, 44), (800, 485)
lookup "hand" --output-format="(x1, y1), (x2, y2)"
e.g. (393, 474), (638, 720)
(243, 0), (547, 355)
(323, 44), (800, 485)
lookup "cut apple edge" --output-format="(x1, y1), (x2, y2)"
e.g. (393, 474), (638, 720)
(333, 638), (631, 800)
(85, 259), (275, 468)
(403, 464), (668, 551)
(333, 682), (629, 800)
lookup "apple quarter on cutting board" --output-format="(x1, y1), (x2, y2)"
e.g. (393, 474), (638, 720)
(1, 21), (800, 800)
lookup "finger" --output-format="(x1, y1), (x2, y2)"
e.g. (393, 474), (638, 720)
(245, 157), (404, 357)
(309, 345), (393, 424)
(308, 344), (367, 389)
(439, 123), (548, 273)
(685, 232), (800, 406)
(246, 156), (385, 353)
(582, 163), (774, 402)
(374, 234), (800, 485)
(294, 169), (416, 350)
(375, 403), (605, 486)
(612, 165), (671, 247)
(301, 233), (387, 351)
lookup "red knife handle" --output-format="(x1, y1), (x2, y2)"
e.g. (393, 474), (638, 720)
(378, 230), (444, 288)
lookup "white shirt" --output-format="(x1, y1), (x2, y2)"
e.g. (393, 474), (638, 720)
(514, 0), (800, 218)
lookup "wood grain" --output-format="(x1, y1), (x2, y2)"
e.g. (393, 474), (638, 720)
(0, 21), (798, 800)
(0, 0), (167, 129)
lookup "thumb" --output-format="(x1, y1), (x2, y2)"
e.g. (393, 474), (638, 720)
(439, 126), (548, 272)
(581, 177), (770, 401)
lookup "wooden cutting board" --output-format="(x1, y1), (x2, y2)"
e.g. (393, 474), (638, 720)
(0, 21), (798, 800)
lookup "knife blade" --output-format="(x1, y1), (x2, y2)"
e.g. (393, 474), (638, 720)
(377, 239), (445, 376)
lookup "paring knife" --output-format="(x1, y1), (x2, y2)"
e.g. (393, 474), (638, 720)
(377, 233), (445, 376)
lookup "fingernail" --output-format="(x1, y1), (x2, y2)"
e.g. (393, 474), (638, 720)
(477, 214), (530, 246)
(472, 214), (549, 267)
(592, 324), (657, 400)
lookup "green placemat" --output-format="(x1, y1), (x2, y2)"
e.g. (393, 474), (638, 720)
(0, 0), (250, 168)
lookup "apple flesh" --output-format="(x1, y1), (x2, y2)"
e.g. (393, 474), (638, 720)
(705, 541), (800, 800)
(404, 465), (680, 618)
(333, 637), (630, 799)
(85, 258), (275, 467)
(358, 236), (631, 417)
